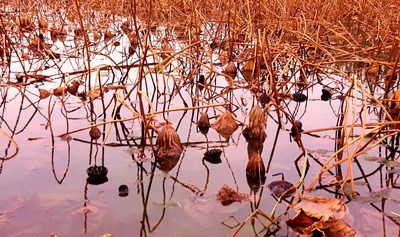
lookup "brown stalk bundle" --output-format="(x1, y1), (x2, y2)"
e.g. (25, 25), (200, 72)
(155, 122), (183, 172)
(246, 153), (265, 178)
(212, 110), (238, 139)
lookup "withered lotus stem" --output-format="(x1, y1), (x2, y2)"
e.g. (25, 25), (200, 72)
(89, 127), (101, 140)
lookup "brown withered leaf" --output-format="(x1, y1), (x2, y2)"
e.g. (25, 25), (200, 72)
(89, 127), (101, 140)
(53, 87), (66, 97)
(39, 89), (51, 99)
(286, 209), (321, 236)
(287, 209), (357, 237)
(216, 184), (249, 206)
(155, 121), (183, 172)
(219, 50), (229, 64)
(87, 88), (102, 100)
(212, 111), (238, 139)
(245, 105), (266, 140)
(292, 194), (349, 220)
(223, 61), (237, 81)
(246, 153), (265, 178)
(241, 58), (260, 81)
(197, 112), (210, 128)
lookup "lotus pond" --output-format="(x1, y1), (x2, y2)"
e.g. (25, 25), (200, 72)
(1, 1), (400, 237)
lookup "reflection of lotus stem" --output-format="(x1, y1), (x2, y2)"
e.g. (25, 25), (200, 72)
(59, 103), (226, 138)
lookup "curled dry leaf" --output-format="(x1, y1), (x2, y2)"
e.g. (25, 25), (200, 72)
(246, 153), (265, 178)
(216, 184), (249, 206)
(38, 18), (48, 30)
(39, 88), (51, 99)
(241, 58), (260, 81)
(219, 50), (229, 64)
(287, 209), (357, 237)
(89, 127), (101, 140)
(87, 88), (102, 100)
(223, 61), (237, 81)
(245, 105), (266, 140)
(197, 112), (210, 135)
(53, 87), (66, 97)
(292, 194), (349, 220)
(212, 111), (238, 139)
(155, 122), (183, 172)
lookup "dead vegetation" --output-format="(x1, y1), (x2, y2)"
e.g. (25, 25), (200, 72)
(1, 0), (400, 236)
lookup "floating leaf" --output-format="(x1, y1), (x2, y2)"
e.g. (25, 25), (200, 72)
(216, 184), (249, 206)
(268, 173), (295, 198)
(212, 111), (238, 139)
(87, 88), (102, 100)
(287, 209), (357, 237)
(292, 194), (349, 220)
(292, 93), (308, 102)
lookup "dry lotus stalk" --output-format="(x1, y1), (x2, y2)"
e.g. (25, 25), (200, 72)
(155, 122), (183, 171)
(248, 105), (266, 140)
(246, 153), (265, 178)
(212, 110), (238, 139)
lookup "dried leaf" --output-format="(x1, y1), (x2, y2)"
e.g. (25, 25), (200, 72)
(155, 122), (183, 172)
(287, 209), (357, 237)
(198, 112), (210, 128)
(244, 105), (266, 140)
(87, 88), (102, 100)
(53, 87), (66, 97)
(219, 50), (229, 64)
(89, 127), (101, 140)
(292, 194), (349, 220)
(246, 153), (265, 178)
(39, 89), (51, 99)
(216, 184), (249, 206)
(212, 111), (238, 139)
